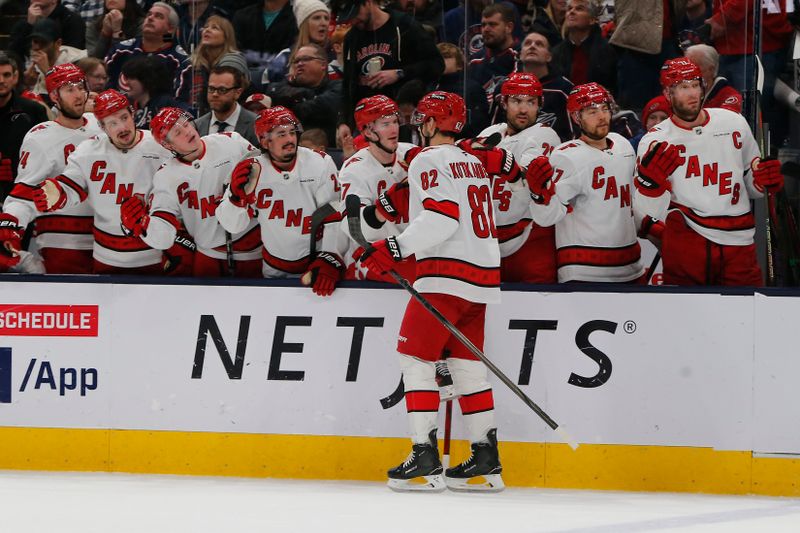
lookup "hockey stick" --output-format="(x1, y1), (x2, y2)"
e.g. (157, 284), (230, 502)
(345, 194), (578, 449)
(225, 231), (236, 277)
(379, 376), (405, 409)
(645, 252), (661, 285)
(442, 399), (453, 469)
(308, 202), (337, 258)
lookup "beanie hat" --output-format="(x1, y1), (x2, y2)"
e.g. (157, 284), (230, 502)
(642, 95), (672, 127)
(294, 0), (330, 28)
(216, 52), (249, 78)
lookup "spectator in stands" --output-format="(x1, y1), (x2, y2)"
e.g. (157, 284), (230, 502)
(10, 0), (86, 62)
(105, 2), (192, 104)
(75, 56), (108, 111)
(551, 0), (616, 93)
(0, 53), (48, 192)
(469, 3), (520, 107)
(335, 0), (444, 133)
(86, 0), (144, 59)
(244, 92), (272, 113)
(679, 0), (711, 33)
(609, 0), (683, 111)
(435, 42), (489, 137)
(518, 0), (561, 45)
(685, 43), (743, 113)
(441, 0), (522, 57)
(393, 0), (443, 35)
(62, 0), (144, 24)
(395, 78), (425, 144)
(121, 56), (189, 129)
(265, 44), (343, 145)
(300, 128), (329, 151)
(233, 0), (297, 75)
(545, 0), (567, 34)
(190, 15), (239, 115)
(194, 61), (259, 146)
(515, 31), (574, 141)
(629, 94), (671, 151)
(176, 0), (232, 55)
(21, 19), (87, 97)
(329, 24), (350, 74)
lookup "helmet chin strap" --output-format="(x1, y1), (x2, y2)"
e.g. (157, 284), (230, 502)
(365, 130), (394, 155)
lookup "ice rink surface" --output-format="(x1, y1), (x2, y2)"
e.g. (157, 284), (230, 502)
(2, 470), (799, 533)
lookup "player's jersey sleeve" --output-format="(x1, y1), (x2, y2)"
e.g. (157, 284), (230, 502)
(215, 194), (251, 234)
(530, 149), (580, 227)
(141, 165), (181, 250)
(54, 143), (92, 209)
(315, 154), (347, 256)
(735, 116), (763, 198)
(4, 135), (55, 227)
(396, 150), (459, 256)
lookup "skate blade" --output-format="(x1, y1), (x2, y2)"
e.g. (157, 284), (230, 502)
(387, 474), (447, 493)
(444, 473), (505, 493)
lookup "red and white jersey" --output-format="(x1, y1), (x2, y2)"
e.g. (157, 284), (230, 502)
(397, 143), (500, 304)
(531, 133), (644, 283)
(3, 116), (102, 253)
(479, 122), (560, 256)
(57, 130), (172, 268)
(634, 108), (761, 246)
(144, 132), (261, 261)
(216, 147), (341, 278)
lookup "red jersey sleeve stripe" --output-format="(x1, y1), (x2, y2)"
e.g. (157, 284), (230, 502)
(56, 175), (88, 202)
(8, 182), (37, 201)
(422, 198), (459, 221)
(151, 210), (181, 231)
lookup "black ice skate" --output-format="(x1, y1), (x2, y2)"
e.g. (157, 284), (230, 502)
(387, 429), (446, 492)
(435, 360), (458, 402)
(444, 428), (504, 492)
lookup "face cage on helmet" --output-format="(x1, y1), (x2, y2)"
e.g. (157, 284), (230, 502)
(163, 115), (194, 145)
(259, 122), (302, 145)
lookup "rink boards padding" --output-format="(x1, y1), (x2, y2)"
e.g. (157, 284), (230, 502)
(0, 277), (798, 496)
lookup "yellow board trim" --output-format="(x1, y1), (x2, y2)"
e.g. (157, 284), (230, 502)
(0, 427), (797, 497)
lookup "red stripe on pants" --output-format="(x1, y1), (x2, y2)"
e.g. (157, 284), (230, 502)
(458, 389), (494, 415)
(404, 390), (440, 412)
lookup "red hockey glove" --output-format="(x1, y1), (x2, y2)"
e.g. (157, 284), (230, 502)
(752, 157), (783, 194)
(375, 179), (409, 223)
(302, 251), (345, 297)
(0, 213), (23, 268)
(526, 156), (556, 205)
(0, 155), (12, 183)
(457, 138), (522, 182)
(398, 146), (423, 171)
(120, 195), (149, 237)
(638, 215), (665, 249)
(162, 232), (196, 275)
(635, 142), (680, 197)
(32, 178), (67, 212)
(357, 236), (403, 275)
(229, 158), (259, 207)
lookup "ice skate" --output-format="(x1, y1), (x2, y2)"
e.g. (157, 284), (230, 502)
(435, 360), (458, 402)
(387, 430), (446, 492)
(444, 428), (504, 492)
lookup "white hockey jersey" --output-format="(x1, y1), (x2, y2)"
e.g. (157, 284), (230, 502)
(57, 130), (172, 268)
(143, 132), (261, 261)
(397, 143), (501, 304)
(215, 147), (341, 277)
(634, 108), (762, 246)
(479, 122), (560, 256)
(531, 133), (644, 283)
(4, 116), (101, 253)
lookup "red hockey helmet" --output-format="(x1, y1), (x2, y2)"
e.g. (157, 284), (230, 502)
(150, 107), (192, 146)
(660, 57), (703, 89)
(94, 89), (131, 120)
(501, 72), (543, 99)
(254, 106), (301, 139)
(354, 95), (399, 132)
(566, 82), (613, 116)
(410, 91), (466, 134)
(45, 63), (86, 94)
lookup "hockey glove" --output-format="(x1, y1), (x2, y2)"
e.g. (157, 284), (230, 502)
(162, 232), (196, 275)
(638, 215), (665, 249)
(0, 213), (23, 268)
(0, 155), (12, 183)
(526, 156), (556, 205)
(457, 139), (522, 182)
(752, 157), (783, 194)
(32, 178), (67, 212)
(375, 179), (409, 223)
(398, 146), (423, 171)
(229, 158), (260, 207)
(635, 141), (680, 197)
(302, 251), (345, 297)
(120, 195), (149, 237)
(356, 236), (403, 275)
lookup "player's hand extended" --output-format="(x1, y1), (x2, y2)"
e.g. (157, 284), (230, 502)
(752, 157), (783, 194)
(375, 179), (409, 223)
(635, 141), (680, 197)
(120, 195), (149, 237)
(301, 252), (345, 297)
(229, 158), (259, 207)
(32, 178), (67, 212)
(457, 138), (521, 182)
(0, 213), (23, 268)
(526, 156), (555, 205)
(356, 236), (403, 275)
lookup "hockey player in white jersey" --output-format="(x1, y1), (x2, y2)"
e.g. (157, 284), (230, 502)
(340, 95), (417, 282)
(0, 64), (101, 273)
(31, 89), (172, 274)
(633, 57), (782, 286)
(526, 82), (645, 283)
(358, 91), (505, 493)
(118, 107), (263, 278)
(215, 106), (345, 296)
(478, 72), (561, 283)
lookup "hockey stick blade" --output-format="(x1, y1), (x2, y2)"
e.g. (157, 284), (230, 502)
(379, 376), (405, 409)
(345, 194), (578, 449)
(484, 132), (502, 147)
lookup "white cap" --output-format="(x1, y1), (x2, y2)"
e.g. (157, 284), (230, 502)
(293, 0), (329, 28)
